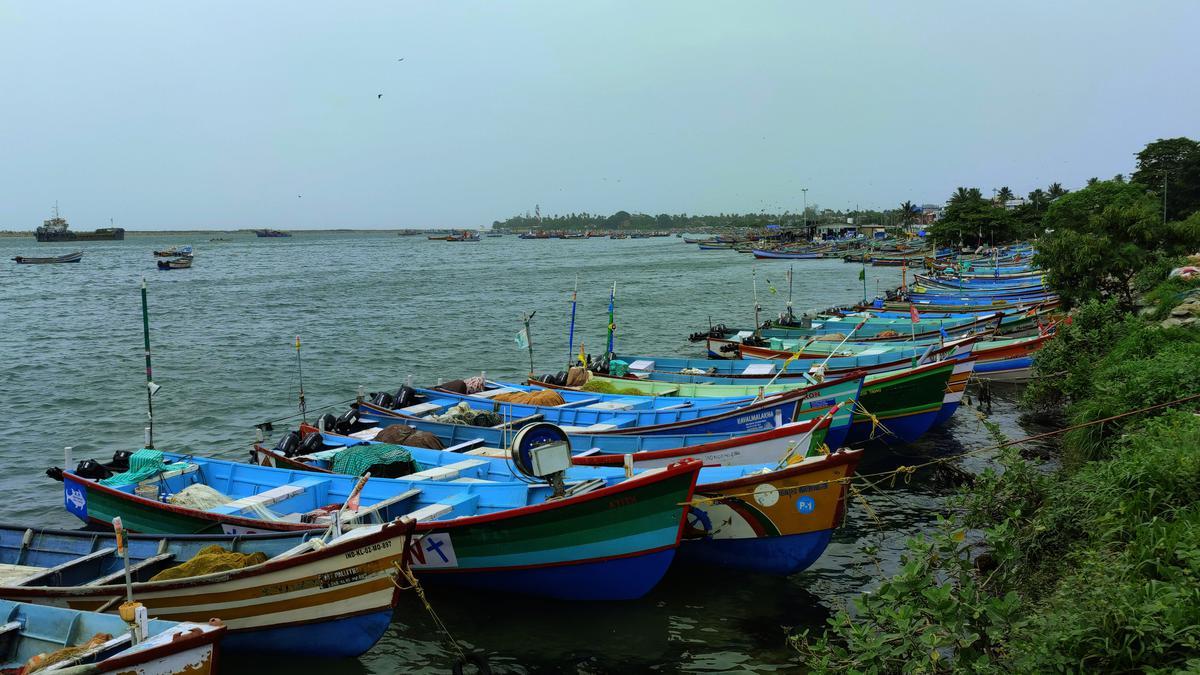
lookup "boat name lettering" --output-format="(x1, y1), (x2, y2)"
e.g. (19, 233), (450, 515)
(608, 496), (638, 509)
(344, 540), (392, 559)
(319, 566), (370, 589)
(735, 410), (773, 425)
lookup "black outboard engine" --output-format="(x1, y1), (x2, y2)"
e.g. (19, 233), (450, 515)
(111, 450), (133, 471)
(371, 391), (394, 408)
(273, 430), (301, 456)
(74, 459), (113, 480)
(393, 386), (417, 409)
(295, 432), (325, 457)
(318, 413), (337, 432)
(334, 409), (359, 435)
(719, 342), (741, 354)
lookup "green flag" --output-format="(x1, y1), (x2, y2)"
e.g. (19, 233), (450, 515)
(858, 268), (865, 281)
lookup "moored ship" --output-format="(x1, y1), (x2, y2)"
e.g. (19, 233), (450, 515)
(34, 205), (125, 242)
(254, 228), (292, 237)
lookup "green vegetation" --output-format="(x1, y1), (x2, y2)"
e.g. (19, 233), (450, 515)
(791, 138), (1200, 672)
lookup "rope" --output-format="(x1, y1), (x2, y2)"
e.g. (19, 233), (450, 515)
(391, 562), (469, 663)
(684, 391), (1200, 506)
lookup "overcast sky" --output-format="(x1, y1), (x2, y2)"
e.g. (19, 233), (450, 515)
(2, 1), (1198, 230)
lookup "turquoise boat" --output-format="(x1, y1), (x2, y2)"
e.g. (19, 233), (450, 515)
(58, 451), (701, 601)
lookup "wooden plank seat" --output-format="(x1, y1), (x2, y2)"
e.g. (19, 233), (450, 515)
(340, 488), (422, 526)
(210, 477), (330, 516)
(0, 563), (47, 586)
(404, 460), (488, 482)
(397, 402), (443, 416)
(555, 398), (599, 408)
(468, 387), (521, 399)
(443, 438), (486, 453)
(84, 552), (176, 586)
(404, 503), (453, 522)
(17, 548), (117, 587)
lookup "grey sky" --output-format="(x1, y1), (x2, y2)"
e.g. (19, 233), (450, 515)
(2, 1), (1198, 230)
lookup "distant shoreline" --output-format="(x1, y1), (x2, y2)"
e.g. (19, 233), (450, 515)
(0, 229), (452, 238)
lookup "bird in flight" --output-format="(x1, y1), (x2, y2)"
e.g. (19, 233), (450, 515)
(377, 94), (383, 99)
(397, 57), (404, 62)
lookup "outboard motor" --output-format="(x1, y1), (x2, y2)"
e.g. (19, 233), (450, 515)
(294, 432), (325, 457)
(719, 342), (740, 354)
(334, 409), (359, 435)
(371, 391), (395, 408)
(318, 413), (337, 432)
(393, 386), (417, 409)
(111, 450), (133, 471)
(74, 459), (112, 480)
(273, 430), (301, 456)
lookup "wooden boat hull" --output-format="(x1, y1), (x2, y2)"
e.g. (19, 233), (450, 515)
(0, 519), (412, 658)
(12, 251), (83, 264)
(931, 358), (976, 427)
(678, 449), (860, 574)
(59, 460), (701, 601)
(845, 360), (956, 446)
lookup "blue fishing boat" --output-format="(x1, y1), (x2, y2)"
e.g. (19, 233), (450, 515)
(55, 450), (702, 601)
(0, 598), (223, 674)
(252, 429), (865, 576)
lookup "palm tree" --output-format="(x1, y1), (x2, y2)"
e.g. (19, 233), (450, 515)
(1047, 182), (1068, 198)
(1028, 188), (1047, 211)
(899, 200), (917, 225)
(996, 186), (1015, 201)
(1086, 177), (1099, 186)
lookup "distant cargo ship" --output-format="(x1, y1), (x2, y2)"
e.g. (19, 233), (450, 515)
(35, 205), (125, 242)
(254, 228), (291, 237)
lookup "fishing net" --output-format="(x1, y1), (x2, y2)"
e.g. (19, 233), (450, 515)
(876, 330), (901, 338)
(331, 443), (413, 477)
(580, 380), (647, 395)
(373, 425), (445, 449)
(98, 449), (191, 487)
(431, 402), (503, 427)
(22, 632), (113, 673)
(565, 367), (589, 387)
(168, 485), (284, 521)
(813, 333), (846, 342)
(492, 390), (566, 406)
(150, 545), (268, 582)
(168, 484), (231, 510)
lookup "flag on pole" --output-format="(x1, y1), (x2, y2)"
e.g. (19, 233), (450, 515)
(578, 342), (587, 366)
(909, 305), (920, 323)
(858, 268), (865, 281)
(515, 326), (530, 349)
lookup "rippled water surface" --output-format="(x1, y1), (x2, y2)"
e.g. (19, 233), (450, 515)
(0, 233), (1038, 673)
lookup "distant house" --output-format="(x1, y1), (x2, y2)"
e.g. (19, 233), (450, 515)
(918, 204), (943, 225)
(1003, 198), (1028, 210)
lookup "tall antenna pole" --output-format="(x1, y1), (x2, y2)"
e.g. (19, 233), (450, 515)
(140, 278), (155, 449)
(605, 282), (617, 357)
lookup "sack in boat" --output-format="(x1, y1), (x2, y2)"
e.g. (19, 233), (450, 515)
(813, 333), (846, 342)
(373, 424), (419, 445)
(463, 376), (486, 394)
(565, 367), (589, 387)
(492, 390), (566, 406)
(150, 544), (268, 582)
(437, 379), (468, 394)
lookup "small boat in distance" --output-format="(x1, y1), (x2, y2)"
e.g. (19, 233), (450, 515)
(157, 256), (193, 270)
(153, 245), (193, 257)
(253, 228), (291, 237)
(12, 251), (83, 264)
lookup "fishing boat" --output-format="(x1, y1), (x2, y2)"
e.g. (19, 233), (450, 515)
(751, 249), (823, 259)
(35, 205), (125, 242)
(375, 375), (861, 437)
(0, 519), (412, 658)
(0, 598), (222, 674)
(156, 257), (193, 270)
(338, 401), (834, 467)
(698, 242), (735, 250)
(12, 251), (83, 264)
(427, 234), (451, 240)
(153, 246), (192, 258)
(54, 451), (702, 601)
(252, 429), (864, 575)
